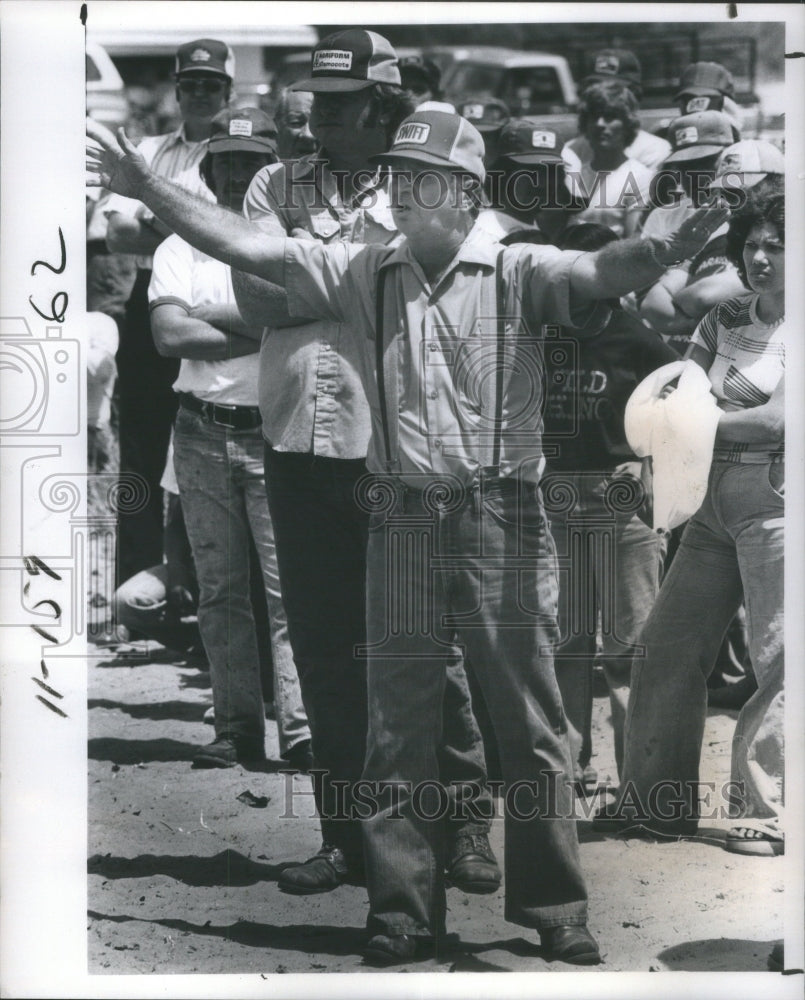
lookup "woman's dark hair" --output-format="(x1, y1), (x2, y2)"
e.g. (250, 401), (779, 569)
(725, 180), (785, 288)
(577, 81), (640, 149)
(366, 83), (417, 144)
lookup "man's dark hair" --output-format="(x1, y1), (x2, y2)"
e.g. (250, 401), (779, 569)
(578, 81), (640, 148)
(560, 222), (620, 252)
(366, 83), (417, 145)
(725, 180), (785, 288)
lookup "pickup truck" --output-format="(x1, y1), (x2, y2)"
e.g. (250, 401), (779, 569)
(436, 46), (580, 144)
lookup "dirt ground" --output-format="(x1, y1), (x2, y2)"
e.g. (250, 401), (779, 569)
(87, 636), (785, 977)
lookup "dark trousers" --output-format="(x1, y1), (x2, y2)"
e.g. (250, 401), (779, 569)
(115, 270), (179, 583)
(264, 447), (491, 869)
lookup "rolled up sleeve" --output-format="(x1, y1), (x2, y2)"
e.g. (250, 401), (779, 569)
(521, 245), (610, 334)
(284, 238), (368, 324)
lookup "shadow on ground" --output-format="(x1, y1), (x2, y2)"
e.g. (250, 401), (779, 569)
(88, 849), (284, 886)
(87, 911), (366, 957)
(88, 699), (209, 723)
(658, 937), (780, 971)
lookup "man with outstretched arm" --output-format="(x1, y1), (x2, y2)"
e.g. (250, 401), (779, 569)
(88, 109), (727, 967)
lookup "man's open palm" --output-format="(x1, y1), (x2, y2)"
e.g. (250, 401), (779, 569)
(86, 118), (148, 199)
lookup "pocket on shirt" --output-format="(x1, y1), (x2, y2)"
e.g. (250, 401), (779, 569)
(308, 213), (341, 242)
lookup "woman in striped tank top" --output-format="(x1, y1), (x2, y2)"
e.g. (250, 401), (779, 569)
(596, 184), (786, 857)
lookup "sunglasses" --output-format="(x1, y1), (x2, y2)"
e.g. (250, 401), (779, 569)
(178, 78), (226, 95)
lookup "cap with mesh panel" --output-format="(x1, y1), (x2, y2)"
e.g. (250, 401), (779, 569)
(289, 29), (400, 93)
(371, 110), (486, 183)
(709, 140), (785, 190)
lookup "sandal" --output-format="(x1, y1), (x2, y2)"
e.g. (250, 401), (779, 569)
(724, 826), (784, 857)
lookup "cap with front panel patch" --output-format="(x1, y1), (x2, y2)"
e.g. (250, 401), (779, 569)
(289, 29), (400, 92)
(709, 140), (785, 190)
(664, 110), (734, 163)
(175, 38), (235, 80)
(371, 110), (486, 183)
(675, 61), (735, 101)
(207, 107), (278, 155)
(496, 118), (564, 164)
(457, 96), (511, 132)
(583, 48), (642, 91)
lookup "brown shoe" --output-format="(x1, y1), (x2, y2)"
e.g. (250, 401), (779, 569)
(446, 832), (502, 894)
(278, 843), (353, 895)
(541, 924), (601, 965)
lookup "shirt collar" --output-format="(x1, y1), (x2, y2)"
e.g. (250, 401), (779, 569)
(379, 223), (502, 276)
(290, 152), (386, 209)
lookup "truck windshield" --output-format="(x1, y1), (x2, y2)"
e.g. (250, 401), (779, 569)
(447, 63), (566, 114)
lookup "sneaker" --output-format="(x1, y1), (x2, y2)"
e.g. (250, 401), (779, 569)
(191, 736), (265, 769)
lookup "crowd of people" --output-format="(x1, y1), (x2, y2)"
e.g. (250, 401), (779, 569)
(85, 30), (786, 968)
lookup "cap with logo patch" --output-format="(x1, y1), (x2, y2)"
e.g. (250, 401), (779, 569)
(207, 107), (278, 155)
(289, 29), (400, 93)
(709, 140), (785, 190)
(664, 110), (735, 163)
(496, 119), (564, 164)
(371, 110), (486, 183)
(675, 62), (735, 101)
(175, 38), (235, 80)
(583, 48), (642, 91)
(457, 96), (510, 132)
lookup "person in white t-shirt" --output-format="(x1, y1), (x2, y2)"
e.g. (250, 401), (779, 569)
(149, 107), (311, 771)
(563, 48), (671, 174)
(564, 81), (653, 237)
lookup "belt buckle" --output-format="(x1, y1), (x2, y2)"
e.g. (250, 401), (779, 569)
(214, 402), (239, 429)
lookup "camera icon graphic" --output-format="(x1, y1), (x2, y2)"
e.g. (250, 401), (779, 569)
(0, 317), (80, 435)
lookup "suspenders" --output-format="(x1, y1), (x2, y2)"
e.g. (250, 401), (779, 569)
(374, 248), (507, 477)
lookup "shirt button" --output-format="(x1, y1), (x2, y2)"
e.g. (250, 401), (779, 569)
(433, 439), (442, 448)
(429, 390), (438, 399)
(429, 343), (439, 352)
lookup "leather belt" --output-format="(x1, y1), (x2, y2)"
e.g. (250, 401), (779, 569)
(178, 392), (261, 430)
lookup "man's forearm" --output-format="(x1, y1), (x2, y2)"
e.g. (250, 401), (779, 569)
(231, 270), (307, 330)
(573, 236), (671, 300)
(136, 173), (287, 283)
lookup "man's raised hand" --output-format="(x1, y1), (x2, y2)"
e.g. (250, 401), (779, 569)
(86, 118), (149, 200)
(652, 201), (731, 267)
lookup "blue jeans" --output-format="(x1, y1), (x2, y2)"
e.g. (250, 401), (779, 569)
(545, 472), (667, 779)
(362, 477), (588, 937)
(264, 448), (492, 869)
(173, 409), (309, 756)
(621, 461), (784, 834)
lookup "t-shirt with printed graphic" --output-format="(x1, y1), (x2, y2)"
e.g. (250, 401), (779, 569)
(543, 309), (678, 471)
(690, 292), (785, 462)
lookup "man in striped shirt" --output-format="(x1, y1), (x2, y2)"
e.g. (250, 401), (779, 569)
(104, 39), (235, 582)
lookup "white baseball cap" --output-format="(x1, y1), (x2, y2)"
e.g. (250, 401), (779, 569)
(709, 140), (785, 190)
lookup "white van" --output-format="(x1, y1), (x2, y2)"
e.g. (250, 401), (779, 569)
(86, 41), (128, 129)
(86, 3), (317, 111)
